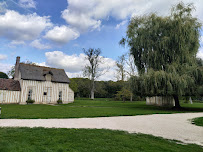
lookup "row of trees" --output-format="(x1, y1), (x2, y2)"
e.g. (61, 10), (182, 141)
(69, 78), (143, 101)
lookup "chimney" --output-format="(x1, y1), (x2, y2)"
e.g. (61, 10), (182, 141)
(14, 56), (20, 80)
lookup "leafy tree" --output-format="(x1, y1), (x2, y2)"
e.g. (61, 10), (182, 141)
(69, 78), (78, 96)
(0, 72), (8, 79)
(104, 81), (123, 98)
(70, 78), (90, 98)
(115, 87), (133, 102)
(121, 2), (202, 108)
(83, 48), (107, 100)
(94, 81), (108, 98)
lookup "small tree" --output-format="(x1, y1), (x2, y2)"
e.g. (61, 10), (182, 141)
(115, 87), (133, 102)
(83, 48), (106, 100)
(0, 72), (8, 79)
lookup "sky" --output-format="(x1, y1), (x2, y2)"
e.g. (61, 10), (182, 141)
(0, 0), (203, 81)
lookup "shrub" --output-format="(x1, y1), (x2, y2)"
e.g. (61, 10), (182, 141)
(26, 99), (35, 104)
(57, 100), (63, 104)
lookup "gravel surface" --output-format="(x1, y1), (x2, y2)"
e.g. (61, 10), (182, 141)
(0, 113), (203, 146)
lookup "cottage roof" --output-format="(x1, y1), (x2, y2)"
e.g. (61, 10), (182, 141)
(19, 63), (70, 83)
(0, 79), (21, 91)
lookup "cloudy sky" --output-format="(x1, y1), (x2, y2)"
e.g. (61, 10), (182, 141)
(0, 0), (203, 81)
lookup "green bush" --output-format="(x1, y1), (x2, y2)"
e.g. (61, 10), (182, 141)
(57, 100), (63, 104)
(26, 99), (35, 104)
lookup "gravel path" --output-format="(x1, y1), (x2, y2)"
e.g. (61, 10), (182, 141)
(0, 113), (203, 146)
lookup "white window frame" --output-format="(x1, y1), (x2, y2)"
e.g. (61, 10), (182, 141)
(27, 89), (33, 100)
(59, 91), (62, 100)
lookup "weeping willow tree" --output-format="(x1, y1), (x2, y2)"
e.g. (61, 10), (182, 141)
(120, 2), (202, 108)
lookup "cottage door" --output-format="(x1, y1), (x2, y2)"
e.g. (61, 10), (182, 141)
(47, 87), (52, 103)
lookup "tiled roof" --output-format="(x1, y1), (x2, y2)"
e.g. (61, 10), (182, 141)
(19, 63), (70, 83)
(0, 79), (21, 91)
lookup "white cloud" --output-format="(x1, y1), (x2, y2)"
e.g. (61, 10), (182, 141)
(37, 62), (46, 67)
(115, 20), (128, 29)
(44, 51), (117, 81)
(44, 26), (80, 44)
(0, 54), (7, 60)
(10, 40), (26, 45)
(62, 8), (101, 32)
(45, 51), (87, 72)
(18, 0), (36, 9)
(197, 48), (203, 60)
(30, 39), (51, 50)
(0, 63), (12, 73)
(200, 36), (203, 44)
(62, 0), (203, 32)
(0, 10), (52, 42)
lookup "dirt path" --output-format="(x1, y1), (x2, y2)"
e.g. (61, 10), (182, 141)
(0, 113), (203, 146)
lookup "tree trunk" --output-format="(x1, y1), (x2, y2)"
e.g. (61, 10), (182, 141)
(189, 97), (193, 104)
(123, 97), (125, 102)
(130, 94), (133, 102)
(91, 79), (95, 100)
(91, 89), (94, 100)
(173, 95), (181, 109)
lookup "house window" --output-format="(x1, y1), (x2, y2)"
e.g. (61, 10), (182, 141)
(44, 92), (47, 95)
(28, 89), (32, 100)
(59, 91), (62, 100)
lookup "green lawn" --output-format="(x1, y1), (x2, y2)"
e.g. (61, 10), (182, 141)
(0, 127), (202, 152)
(192, 117), (203, 126)
(0, 99), (202, 119)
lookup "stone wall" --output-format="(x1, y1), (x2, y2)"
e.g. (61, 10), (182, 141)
(146, 96), (175, 107)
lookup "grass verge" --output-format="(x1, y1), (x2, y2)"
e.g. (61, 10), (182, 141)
(192, 117), (203, 127)
(0, 127), (202, 152)
(0, 99), (202, 119)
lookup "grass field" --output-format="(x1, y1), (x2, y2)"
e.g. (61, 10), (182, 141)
(0, 98), (202, 119)
(192, 117), (203, 126)
(0, 127), (202, 152)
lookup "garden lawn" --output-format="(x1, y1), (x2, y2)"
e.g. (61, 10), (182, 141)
(192, 117), (203, 126)
(0, 99), (203, 119)
(0, 127), (202, 152)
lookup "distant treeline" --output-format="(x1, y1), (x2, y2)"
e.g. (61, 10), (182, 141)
(69, 78), (144, 101)
(69, 78), (203, 102)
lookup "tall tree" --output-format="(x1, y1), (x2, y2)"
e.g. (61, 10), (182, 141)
(116, 55), (126, 81)
(83, 48), (104, 100)
(121, 2), (202, 108)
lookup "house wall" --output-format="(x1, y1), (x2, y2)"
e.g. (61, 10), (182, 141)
(146, 96), (175, 107)
(19, 80), (74, 104)
(0, 90), (20, 104)
(68, 88), (74, 103)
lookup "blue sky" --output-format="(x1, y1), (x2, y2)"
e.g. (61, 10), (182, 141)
(0, 0), (203, 81)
